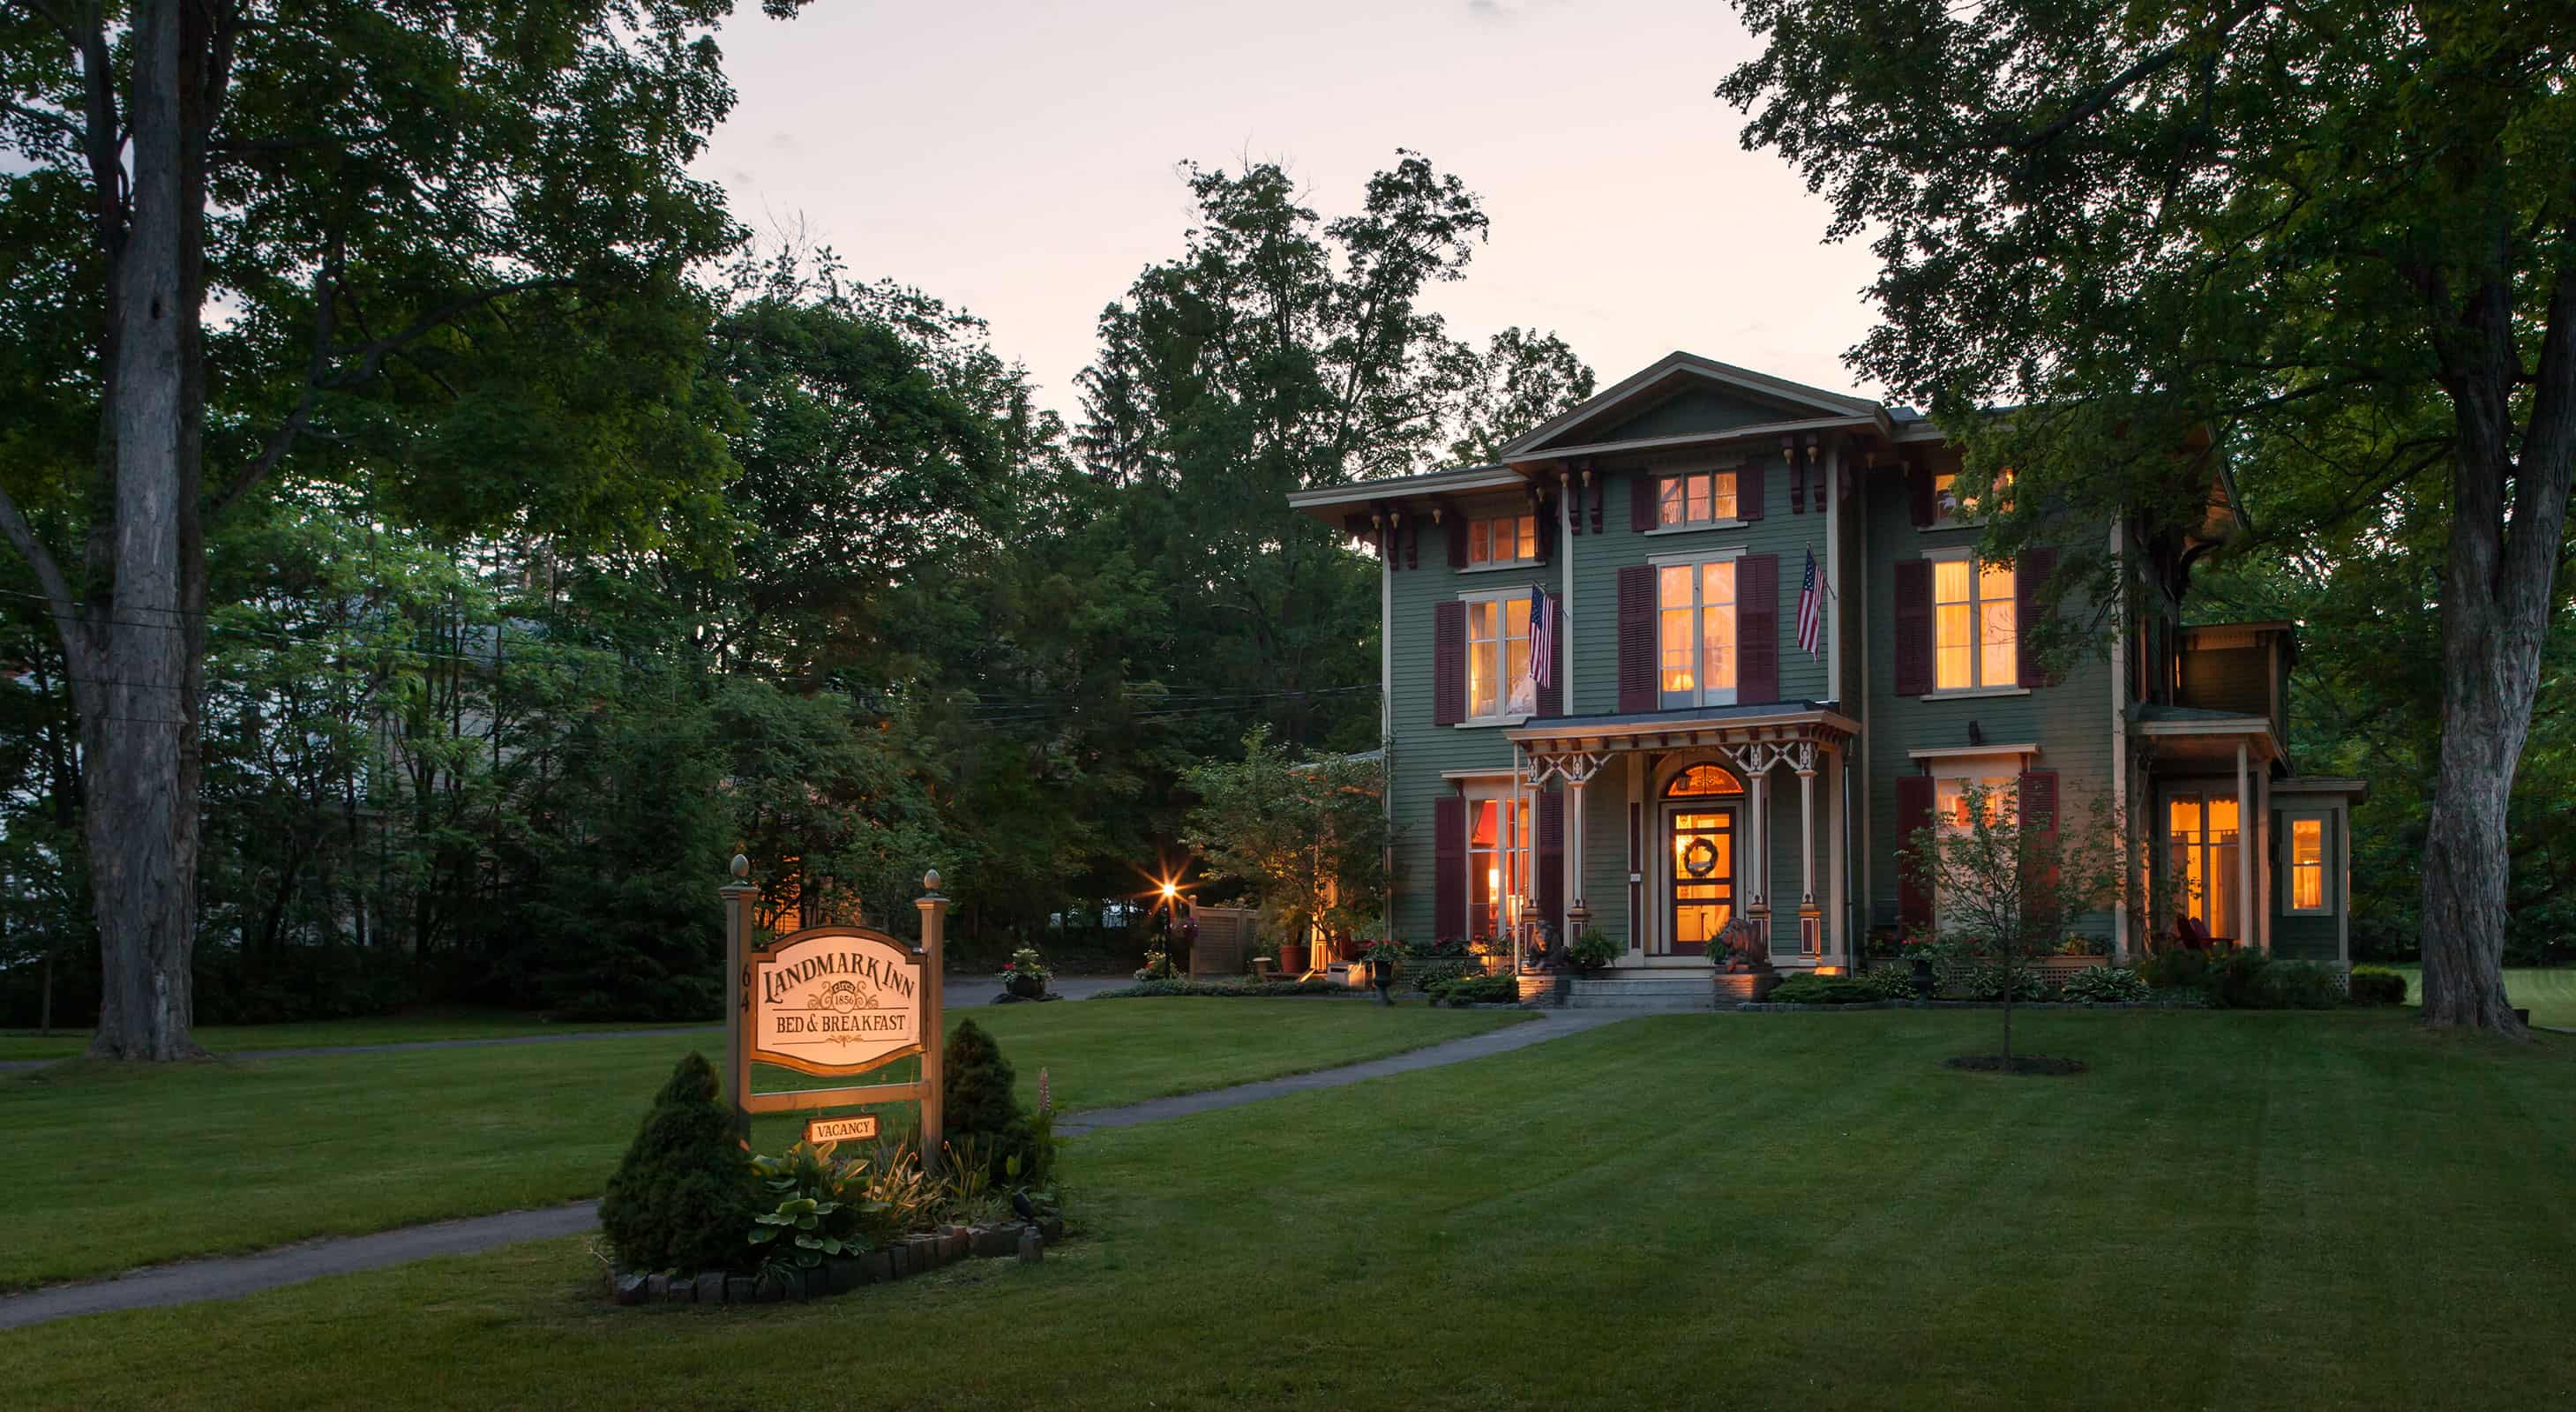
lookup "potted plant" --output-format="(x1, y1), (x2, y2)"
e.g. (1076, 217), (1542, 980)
(998, 946), (1051, 1000)
(1567, 927), (1618, 974)
(1358, 936), (1405, 1002)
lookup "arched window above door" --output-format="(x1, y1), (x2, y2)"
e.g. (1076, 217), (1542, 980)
(1664, 763), (1744, 799)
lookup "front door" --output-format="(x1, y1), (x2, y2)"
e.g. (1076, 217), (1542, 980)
(1666, 806), (1737, 956)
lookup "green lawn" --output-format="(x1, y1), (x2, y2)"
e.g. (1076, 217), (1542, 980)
(0, 999), (1519, 1290)
(2391, 965), (2576, 1028)
(0, 1009), (715, 1062)
(5, 1010), (2570, 1409)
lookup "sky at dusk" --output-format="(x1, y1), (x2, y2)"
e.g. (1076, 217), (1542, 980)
(695, 0), (1888, 424)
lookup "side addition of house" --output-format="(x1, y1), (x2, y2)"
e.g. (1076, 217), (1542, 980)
(1287, 352), (2365, 981)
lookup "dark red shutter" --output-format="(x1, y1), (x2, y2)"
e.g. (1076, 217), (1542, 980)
(1447, 514), (1469, 569)
(2019, 769), (2061, 930)
(1630, 472), (1656, 533)
(1893, 559), (1933, 696)
(1909, 462), (1936, 527)
(1536, 591), (1562, 717)
(1896, 773), (1935, 929)
(1787, 440), (1806, 514)
(1617, 564), (1656, 712)
(1739, 458), (1765, 521)
(1737, 553), (1779, 704)
(1432, 600), (1465, 725)
(1535, 500), (1557, 562)
(1434, 793), (1467, 944)
(1404, 515), (1419, 570)
(1538, 789), (1566, 943)
(2017, 546), (2059, 687)
(1590, 474), (1605, 534)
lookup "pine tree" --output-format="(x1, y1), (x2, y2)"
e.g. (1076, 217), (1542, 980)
(941, 1018), (1030, 1179)
(597, 1052), (756, 1273)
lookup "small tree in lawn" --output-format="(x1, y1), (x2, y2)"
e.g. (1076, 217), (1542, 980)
(1900, 779), (2126, 1063)
(1182, 726), (1389, 953)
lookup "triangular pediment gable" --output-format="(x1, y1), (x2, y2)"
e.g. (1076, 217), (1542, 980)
(1501, 352), (1884, 459)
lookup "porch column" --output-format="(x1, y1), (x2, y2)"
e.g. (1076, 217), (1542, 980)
(2235, 740), (2254, 950)
(1798, 754), (1823, 963)
(1565, 771), (1590, 933)
(1747, 767), (1768, 913)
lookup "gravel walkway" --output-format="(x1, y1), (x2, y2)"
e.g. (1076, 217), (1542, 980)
(0, 1008), (1651, 1331)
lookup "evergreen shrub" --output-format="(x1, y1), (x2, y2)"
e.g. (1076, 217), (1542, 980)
(598, 1052), (757, 1273)
(2346, 965), (2408, 1006)
(1766, 975), (1883, 1005)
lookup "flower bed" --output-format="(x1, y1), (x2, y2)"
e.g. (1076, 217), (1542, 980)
(607, 1215), (1066, 1306)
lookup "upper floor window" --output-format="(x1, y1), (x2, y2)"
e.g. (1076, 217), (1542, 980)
(1657, 469), (1740, 528)
(1468, 512), (1538, 566)
(1658, 560), (1737, 709)
(1465, 591), (1534, 721)
(1932, 555), (2017, 691)
(1933, 468), (2013, 523)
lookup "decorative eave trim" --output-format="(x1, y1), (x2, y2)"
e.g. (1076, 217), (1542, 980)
(1284, 466), (1526, 522)
(1504, 413), (1883, 469)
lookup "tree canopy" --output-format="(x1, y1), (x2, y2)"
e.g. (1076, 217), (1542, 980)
(1719, 0), (2576, 1033)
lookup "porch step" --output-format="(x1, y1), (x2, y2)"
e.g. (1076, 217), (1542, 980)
(1561, 976), (1719, 1010)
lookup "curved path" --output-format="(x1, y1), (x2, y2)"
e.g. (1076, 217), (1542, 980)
(0, 1009), (1642, 1331)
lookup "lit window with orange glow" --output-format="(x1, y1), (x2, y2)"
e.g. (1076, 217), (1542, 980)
(2287, 814), (2329, 914)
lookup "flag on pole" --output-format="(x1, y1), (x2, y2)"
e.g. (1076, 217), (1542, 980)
(1796, 547), (1824, 657)
(1528, 585), (1555, 690)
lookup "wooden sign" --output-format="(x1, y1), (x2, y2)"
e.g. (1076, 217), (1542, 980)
(721, 861), (948, 1166)
(750, 928), (924, 1077)
(805, 1115), (880, 1145)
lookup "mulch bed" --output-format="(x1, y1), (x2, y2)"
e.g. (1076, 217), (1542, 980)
(1943, 1054), (2089, 1076)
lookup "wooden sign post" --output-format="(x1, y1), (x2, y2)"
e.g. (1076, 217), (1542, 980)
(723, 859), (947, 1166)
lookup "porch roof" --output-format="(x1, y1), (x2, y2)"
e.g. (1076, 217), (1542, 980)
(1506, 702), (1861, 755)
(2130, 702), (2285, 768)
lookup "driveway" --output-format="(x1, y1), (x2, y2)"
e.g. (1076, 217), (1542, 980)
(942, 974), (1134, 1010)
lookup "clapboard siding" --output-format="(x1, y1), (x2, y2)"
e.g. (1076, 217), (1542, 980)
(1858, 465), (2118, 942)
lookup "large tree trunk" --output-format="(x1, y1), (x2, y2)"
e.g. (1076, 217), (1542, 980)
(2416, 260), (2576, 1037)
(84, 0), (210, 1062)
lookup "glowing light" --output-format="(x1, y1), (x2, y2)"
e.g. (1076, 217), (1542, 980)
(1158, 880), (1179, 901)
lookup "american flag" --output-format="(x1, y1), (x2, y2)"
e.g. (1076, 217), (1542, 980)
(1527, 585), (1554, 691)
(1796, 547), (1824, 657)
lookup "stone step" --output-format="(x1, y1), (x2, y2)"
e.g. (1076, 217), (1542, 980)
(1561, 976), (1719, 1010)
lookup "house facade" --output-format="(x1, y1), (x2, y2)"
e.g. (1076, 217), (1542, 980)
(1287, 353), (2364, 976)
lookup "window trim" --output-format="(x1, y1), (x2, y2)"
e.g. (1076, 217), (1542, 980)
(1921, 545), (2018, 696)
(1651, 550), (1746, 711)
(1455, 585), (1536, 727)
(2282, 809), (2332, 916)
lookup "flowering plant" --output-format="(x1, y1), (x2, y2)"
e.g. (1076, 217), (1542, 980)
(999, 946), (1052, 996)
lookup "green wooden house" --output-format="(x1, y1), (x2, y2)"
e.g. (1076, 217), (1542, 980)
(1287, 352), (2364, 991)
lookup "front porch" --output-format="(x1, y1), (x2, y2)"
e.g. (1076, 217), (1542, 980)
(1509, 702), (1860, 973)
